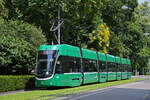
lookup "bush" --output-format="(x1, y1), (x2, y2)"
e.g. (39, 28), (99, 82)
(0, 35), (35, 74)
(146, 72), (150, 75)
(0, 0), (8, 19)
(0, 75), (35, 92)
(0, 19), (47, 75)
(0, 19), (47, 49)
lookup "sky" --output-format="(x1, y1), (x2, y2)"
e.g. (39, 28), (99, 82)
(138, 0), (150, 5)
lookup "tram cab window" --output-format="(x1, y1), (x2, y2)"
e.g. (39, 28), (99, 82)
(108, 62), (116, 72)
(36, 50), (57, 78)
(83, 59), (97, 72)
(55, 56), (81, 74)
(99, 61), (106, 72)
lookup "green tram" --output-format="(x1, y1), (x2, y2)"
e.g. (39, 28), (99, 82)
(35, 44), (132, 87)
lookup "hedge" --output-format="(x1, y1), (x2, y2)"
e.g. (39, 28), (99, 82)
(0, 75), (35, 92)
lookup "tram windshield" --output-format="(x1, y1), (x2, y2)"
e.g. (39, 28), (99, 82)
(36, 50), (58, 78)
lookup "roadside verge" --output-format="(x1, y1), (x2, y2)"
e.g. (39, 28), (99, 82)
(0, 79), (144, 100)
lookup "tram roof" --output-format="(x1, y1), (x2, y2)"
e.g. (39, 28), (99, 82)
(106, 54), (115, 63)
(115, 56), (121, 63)
(127, 59), (131, 65)
(98, 52), (106, 61)
(38, 44), (130, 63)
(121, 58), (127, 64)
(81, 48), (97, 60)
(38, 44), (81, 57)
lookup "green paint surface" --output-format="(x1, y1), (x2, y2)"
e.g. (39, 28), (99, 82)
(99, 72), (107, 82)
(35, 73), (82, 87)
(108, 72), (117, 81)
(54, 74), (82, 87)
(106, 54), (115, 62)
(36, 44), (132, 87)
(127, 59), (131, 65)
(128, 72), (132, 79)
(117, 72), (121, 80)
(38, 44), (81, 58)
(35, 78), (53, 87)
(82, 48), (97, 60)
(98, 52), (106, 61)
(83, 73), (98, 84)
(121, 58), (127, 64)
(122, 72), (128, 79)
(116, 56), (121, 63)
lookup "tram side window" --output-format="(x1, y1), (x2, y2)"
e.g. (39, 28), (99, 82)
(55, 56), (81, 74)
(62, 56), (71, 73)
(73, 58), (81, 72)
(83, 59), (97, 72)
(122, 64), (124, 72)
(108, 62), (116, 72)
(108, 62), (112, 72)
(128, 66), (132, 72)
(117, 64), (122, 72)
(122, 64), (126, 72)
(91, 60), (97, 72)
(124, 64), (127, 72)
(55, 58), (63, 74)
(99, 61), (106, 72)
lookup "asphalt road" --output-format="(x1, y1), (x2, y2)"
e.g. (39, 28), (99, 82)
(55, 77), (150, 100)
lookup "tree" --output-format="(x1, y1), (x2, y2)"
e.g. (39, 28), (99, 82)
(89, 23), (110, 53)
(0, 34), (35, 75)
(101, 0), (138, 35)
(3, 0), (150, 75)
(123, 22), (149, 74)
(134, 1), (150, 25)
(100, 0), (150, 74)
(108, 31), (126, 57)
(100, 0), (139, 57)
(0, 0), (8, 19)
(0, 20), (47, 49)
(133, 1), (150, 74)
(0, 19), (47, 75)
(7, 0), (103, 47)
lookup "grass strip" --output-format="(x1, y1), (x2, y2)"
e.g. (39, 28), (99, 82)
(0, 78), (143, 100)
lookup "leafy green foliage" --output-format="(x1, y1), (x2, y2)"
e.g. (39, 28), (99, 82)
(1, 0), (149, 75)
(0, 20), (47, 75)
(134, 1), (150, 25)
(100, 0), (150, 74)
(0, 0), (8, 19)
(60, 0), (103, 46)
(99, 0), (140, 59)
(0, 75), (34, 92)
(7, 0), (103, 46)
(131, 1), (150, 74)
(108, 31), (126, 57)
(89, 23), (110, 53)
(0, 20), (47, 48)
(122, 22), (149, 74)
(0, 34), (34, 74)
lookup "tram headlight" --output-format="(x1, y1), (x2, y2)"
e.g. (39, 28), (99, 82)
(46, 72), (49, 75)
